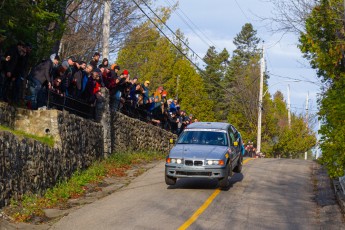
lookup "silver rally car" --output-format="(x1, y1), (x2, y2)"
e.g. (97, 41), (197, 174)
(165, 122), (243, 188)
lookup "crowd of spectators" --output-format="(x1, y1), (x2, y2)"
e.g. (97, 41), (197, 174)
(0, 40), (197, 135)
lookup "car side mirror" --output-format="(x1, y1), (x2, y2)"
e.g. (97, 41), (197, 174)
(234, 141), (238, 147)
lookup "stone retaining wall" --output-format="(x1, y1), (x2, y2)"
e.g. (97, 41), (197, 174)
(0, 131), (102, 207)
(0, 104), (104, 208)
(0, 101), (176, 208)
(14, 108), (62, 148)
(0, 102), (16, 128)
(112, 112), (177, 153)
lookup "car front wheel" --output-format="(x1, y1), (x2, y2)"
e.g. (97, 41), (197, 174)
(233, 155), (243, 173)
(219, 163), (230, 189)
(165, 173), (177, 185)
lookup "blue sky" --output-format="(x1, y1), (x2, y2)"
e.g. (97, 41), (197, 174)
(154, 0), (321, 121)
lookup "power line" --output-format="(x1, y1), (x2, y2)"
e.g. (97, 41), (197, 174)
(233, 0), (251, 21)
(165, 0), (219, 50)
(290, 106), (318, 112)
(131, 0), (239, 99)
(140, 0), (207, 65)
(269, 73), (322, 86)
(133, 0), (265, 104)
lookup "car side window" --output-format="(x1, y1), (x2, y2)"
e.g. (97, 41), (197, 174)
(228, 127), (235, 146)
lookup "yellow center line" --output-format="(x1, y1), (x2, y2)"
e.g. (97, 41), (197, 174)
(178, 158), (254, 230)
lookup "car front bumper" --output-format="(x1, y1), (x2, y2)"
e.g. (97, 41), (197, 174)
(165, 164), (228, 179)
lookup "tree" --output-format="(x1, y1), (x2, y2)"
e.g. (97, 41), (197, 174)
(58, 0), (165, 61)
(225, 23), (263, 145)
(116, 19), (215, 121)
(233, 23), (261, 64)
(0, 0), (67, 63)
(260, 0), (316, 34)
(273, 115), (316, 158)
(299, 0), (345, 177)
(202, 46), (229, 120)
(116, 21), (174, 90)
(172, 59), (216, 121)
(318, 79), (345, 176)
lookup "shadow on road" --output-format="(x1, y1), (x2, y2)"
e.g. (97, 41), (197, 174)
(167, 172), (244, 190)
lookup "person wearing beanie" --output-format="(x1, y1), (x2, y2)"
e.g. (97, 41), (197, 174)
(50, 53), (60, 63)
(141, 80), (150, 104)
(110, 69), (129, 112)
(110, 64), (120, 78)
(111, 63), (120, 71)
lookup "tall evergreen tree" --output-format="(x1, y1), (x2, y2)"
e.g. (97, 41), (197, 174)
(225, 23), (263, 144)
(233, 23), (261, 65)
(202, 46), (229, 120)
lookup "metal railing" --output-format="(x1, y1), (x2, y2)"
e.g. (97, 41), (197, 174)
(46, 90), (95, 119)
(45, 90), (176, 134)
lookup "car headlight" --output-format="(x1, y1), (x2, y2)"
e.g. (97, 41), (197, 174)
(166, 158), (183, 164)
(206, 160), (224, 165)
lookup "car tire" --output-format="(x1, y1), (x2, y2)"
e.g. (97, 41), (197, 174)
(219, 163), (230, 189)
(165, 174), (177, 185)
(233, 155), (243, 173)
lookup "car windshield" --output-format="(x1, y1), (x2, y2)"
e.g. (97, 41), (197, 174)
(177, 130), (228, 146)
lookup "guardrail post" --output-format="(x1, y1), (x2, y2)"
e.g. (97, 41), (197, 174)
(340, 171), (345, 195)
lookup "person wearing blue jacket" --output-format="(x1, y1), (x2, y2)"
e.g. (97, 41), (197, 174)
(238, 132), (245, 155)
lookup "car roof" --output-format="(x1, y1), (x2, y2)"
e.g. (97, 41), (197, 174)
(186, 122), (231, 130)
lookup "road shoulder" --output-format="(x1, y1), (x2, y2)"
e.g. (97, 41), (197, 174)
(312, 162), (345, 227)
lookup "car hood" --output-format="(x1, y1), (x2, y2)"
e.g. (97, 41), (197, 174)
(169, 144), (228, 159)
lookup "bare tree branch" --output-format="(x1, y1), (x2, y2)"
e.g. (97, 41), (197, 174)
(59, 0), (152, 61)
(258, 0), (317, 34)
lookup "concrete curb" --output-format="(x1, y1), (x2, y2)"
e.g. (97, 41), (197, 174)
(333, 179), (345, 218)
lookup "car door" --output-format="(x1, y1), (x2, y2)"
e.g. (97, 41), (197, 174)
(228, 126), (240, 162)
(227, 126), (237, 162)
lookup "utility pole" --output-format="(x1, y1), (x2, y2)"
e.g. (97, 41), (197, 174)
(305, 92), (309, 129)
(257, 46), (265, 154)
(102, 0), (111, 59)
(287, 84), (291, 129)
(316, 120), (321, 159)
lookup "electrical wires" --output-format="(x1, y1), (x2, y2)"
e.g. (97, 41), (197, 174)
(131, 0), (242, 99)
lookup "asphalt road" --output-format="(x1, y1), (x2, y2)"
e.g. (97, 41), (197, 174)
(51, 159), (344, 230)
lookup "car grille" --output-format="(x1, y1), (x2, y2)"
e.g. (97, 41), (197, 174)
(194, 161), (203, 166)
(185, 160), (204, 166)
(176, 171), (212, 176)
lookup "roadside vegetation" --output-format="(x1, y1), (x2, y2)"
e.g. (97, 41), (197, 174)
(264, 0), (345, 177)
(2, 151), (165, 222)
(0, 125), (54, 147)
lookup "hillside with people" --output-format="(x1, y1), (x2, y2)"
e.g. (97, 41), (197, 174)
(0, 0), (316, 158)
